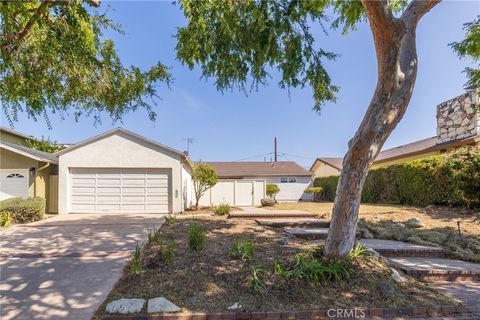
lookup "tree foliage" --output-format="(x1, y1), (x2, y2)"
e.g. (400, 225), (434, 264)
(0, 1), (171, 126)
(450, 15), (480, 88)
(266, 183), (280, 200)
(25, 137), (64, 153)
(191, 163), (218, 210)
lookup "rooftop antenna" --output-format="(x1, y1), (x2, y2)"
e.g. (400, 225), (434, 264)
(183, 137), (195, 155)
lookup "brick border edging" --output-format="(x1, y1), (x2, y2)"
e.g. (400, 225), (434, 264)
(102, 305), (463, 320)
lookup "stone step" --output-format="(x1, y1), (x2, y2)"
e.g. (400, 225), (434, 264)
(360, 239), (447, 258)
(285, 227), (329, 240)
(389, 257), (480, 282)
(228, 212), (318, 219)
(255, 219), (330, 228)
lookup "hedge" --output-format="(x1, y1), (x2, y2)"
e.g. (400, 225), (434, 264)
(314, 147), (480, 208)
(0, 197), (46, 227)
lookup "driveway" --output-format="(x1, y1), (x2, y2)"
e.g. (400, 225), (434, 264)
(0, 214), (164, 320)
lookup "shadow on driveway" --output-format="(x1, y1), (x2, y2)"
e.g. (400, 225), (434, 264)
(0, 214), (164, 320)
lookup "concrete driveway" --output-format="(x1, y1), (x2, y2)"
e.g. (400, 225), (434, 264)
(0, 214), (164, 320)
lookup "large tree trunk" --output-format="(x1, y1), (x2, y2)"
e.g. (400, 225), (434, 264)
(324, 0), (440, 259)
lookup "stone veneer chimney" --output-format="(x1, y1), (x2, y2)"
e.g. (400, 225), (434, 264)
(436, 88), (480, 143)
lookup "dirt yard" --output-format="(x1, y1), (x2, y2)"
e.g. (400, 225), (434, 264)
(94, 214), (454, 318)
(270, 202), (480, 261)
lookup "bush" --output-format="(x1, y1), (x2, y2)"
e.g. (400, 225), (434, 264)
(314, 147), (480, 208)
(213, 203), (230, 215)
(0, 212), (13, 228)
(0, 197), (46, 225)
(188, 222), (205, 251)
(130, 242), (142, 276)
(230, 236), (254, 260)
(164, 215), (176, 226)
(304, 187), (323, 201)
(266, 183), (280, 200)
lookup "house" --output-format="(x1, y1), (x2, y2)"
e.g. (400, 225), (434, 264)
(0, 128), (59, 213)
(199, 161), (313, 206)
(310, 88), (480, 178)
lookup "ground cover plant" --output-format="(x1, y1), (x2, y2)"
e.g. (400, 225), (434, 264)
(213, 203), (231, 216)
(94, 215), (455, 318)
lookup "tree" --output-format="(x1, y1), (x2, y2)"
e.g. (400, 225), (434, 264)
(25, 137), (64, 153)
(0, 1), (170, 126)
(175, 0), (478, 258)
(266, 183), (280, 200)
(192, 163), (218, 210)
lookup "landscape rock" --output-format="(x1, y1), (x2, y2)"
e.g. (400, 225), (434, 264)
(254, 226), (265, 232)
(261, 198), (276, 207)
(106, 298), (145, 314)
(277, 237), (289, 245)
(405, 217), (424, 228)
(227, 302), (242, 310)
(147, 297), (180, 313)
(378, 282), (396, 297)
(357, 228), (374, 239)
(390, 268), (407, 283)
(395, 223), (406, 228)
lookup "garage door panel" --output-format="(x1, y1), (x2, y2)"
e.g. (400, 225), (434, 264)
(70, 168), (169, 213)
(71, 186), (95, 195)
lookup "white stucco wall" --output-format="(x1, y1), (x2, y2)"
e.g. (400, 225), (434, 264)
(57, 131), (185, 214)
(259, 176), (312, 201)
(312, 162), (341, 178)
(181, 164), (193, 211)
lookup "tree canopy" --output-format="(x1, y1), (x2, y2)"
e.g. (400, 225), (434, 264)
(0, 0), (170, 126)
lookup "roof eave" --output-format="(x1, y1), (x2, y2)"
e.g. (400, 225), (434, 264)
(0, 143), (58, 164)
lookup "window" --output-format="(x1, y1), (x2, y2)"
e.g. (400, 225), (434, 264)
(280, 177), (288, 183)
(288, 177), (297, 183)
(6, 173), (25, 179)
(280, 177), (297, 183)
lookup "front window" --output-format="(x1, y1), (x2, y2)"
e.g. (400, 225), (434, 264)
(280, 177), (288, 183)
(288, 177), (297, 183)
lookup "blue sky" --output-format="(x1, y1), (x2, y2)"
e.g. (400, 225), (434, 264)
(1, 1), (479, 168)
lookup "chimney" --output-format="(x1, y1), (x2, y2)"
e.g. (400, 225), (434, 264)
(436, 88), (479, 143)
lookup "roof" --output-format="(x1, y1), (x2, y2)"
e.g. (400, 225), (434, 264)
(54, 127), (193, 168)
(0, 126), (35, 140)
(205, 161), (312, 177)
(310, 157), (343, 171)
(0, 141), (58, 164)
(312, 134), (480, 171)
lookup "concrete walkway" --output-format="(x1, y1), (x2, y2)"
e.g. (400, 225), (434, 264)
(0, 214), (163, 320)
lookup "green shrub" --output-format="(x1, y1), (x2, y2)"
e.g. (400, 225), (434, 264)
(314, 147), (480, 208)
(0, 197), (45, 225)
(130, 242), (142, 276)
(188, 222), (205, 251)
(162, 240), (174, 265)
(266, 183), (280, 200)
(304, 187), (323, 194)
(249, 265), (266, 293)
(350, 243), (368, 258)
(230, 236), (254, 260)
(164, 215), (176, 226)
(146, 226), (162, 245)
(0, 212), (13, 228)
(213, 203), (230, 215)
(278, 251), (350, 285)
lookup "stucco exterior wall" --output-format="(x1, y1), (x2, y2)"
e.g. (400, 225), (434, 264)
(181, 164), (193, 211)
(256, 176), (312, 202)
(0, 131), (28, 145)
(311, 162), (341, 178)
(57, 131), (184, 214)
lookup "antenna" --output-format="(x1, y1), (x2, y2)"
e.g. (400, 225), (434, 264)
(182, 137), (195, 154)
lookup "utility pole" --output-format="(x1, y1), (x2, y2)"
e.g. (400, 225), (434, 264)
(274, 137), (278, 162)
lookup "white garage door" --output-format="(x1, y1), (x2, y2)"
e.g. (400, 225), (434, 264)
(70, 168), (170, 213)
(0, 169), (29, 201)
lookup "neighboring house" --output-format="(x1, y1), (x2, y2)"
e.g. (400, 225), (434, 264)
(199, 161), (313, 206)
(0, 128), (59, 213)
(311, 88), (480, 178)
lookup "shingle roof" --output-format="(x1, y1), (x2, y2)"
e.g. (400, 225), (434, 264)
(313, 134), (480, 171)
(0, 141), (58, 163)
(205, 161), (312, 177)
(313, 157), (343, 170)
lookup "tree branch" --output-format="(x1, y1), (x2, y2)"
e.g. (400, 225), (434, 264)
(401, 0), (441, 28)
(86, 0), (101, 8)
(1, 0), (52, 54)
